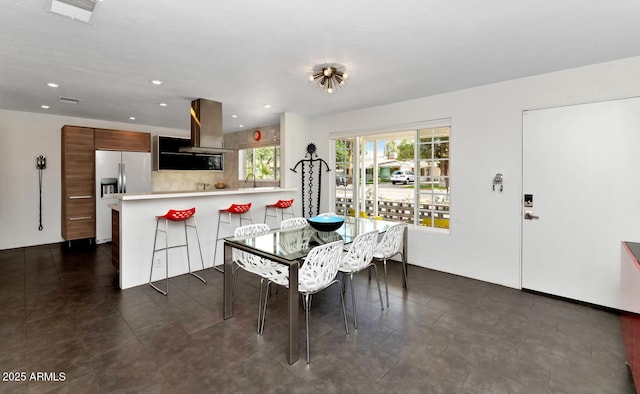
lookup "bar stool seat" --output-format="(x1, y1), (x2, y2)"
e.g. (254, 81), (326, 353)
(264, 199), (295, 227)
(149, 207), (206, 295)
(213, 203), (253, 270)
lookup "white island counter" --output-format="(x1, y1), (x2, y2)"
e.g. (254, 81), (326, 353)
(114, 187), (297, 289)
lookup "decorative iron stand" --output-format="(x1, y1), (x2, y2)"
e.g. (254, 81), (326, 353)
(290, 143), (331, 217)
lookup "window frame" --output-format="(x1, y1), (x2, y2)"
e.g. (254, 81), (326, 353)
(329, 119), (451, 232)
(238, 144), (281, 181)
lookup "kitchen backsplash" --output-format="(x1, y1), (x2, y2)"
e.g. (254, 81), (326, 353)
(151, 170), (225, 191)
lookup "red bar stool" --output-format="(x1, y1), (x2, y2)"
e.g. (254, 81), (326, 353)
(213, 203), (253, 271)
(264, 199), (295, 227)
(149, 207), (206, 295)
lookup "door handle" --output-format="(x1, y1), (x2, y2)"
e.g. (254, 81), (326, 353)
(524, 211), (539, 220)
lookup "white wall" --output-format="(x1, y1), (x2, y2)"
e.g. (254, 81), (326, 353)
(5, 54), (640, 292)
(305, 55), (640, 289)
(280, 113), (315, 217)
(0, 109), (188, 249)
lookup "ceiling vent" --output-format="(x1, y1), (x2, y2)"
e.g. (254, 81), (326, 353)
(59, 96), (81, 104)
(47, 0), (97, 23)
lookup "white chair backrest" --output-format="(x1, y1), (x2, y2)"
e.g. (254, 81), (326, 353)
(376, 223), (406, 258)
(233, 223), (270, 268)
(317, 212), (337, 217)
(281, 217), (308, 229)
(299, 240), (344, 293)
(234, 223), (269, 237)
(341, 230), (378, 271)
(279, 227), (313, 254)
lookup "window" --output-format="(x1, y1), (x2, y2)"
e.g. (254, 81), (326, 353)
(238, 145), (280, 180)
(417, 127), (450, 229)
(332, 123), (450, 231)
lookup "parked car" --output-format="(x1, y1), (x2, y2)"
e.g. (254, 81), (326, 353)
(336, 176), (349, 187)
(390, 170), (415, 184)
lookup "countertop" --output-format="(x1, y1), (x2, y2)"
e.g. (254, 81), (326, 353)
(119, 187), (297, 201)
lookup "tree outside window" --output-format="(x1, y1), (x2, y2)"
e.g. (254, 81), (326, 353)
(239, 145), (280, 180)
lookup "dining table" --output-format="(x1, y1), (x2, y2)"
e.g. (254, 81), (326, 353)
(222, 216), (408, 364)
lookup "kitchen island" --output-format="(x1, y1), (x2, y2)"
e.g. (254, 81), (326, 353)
(113, 187), (296, 289)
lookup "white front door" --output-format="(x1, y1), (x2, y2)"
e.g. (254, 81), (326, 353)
(522, 97), (640, 309)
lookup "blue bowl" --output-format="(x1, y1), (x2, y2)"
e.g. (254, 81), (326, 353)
(307, 215), (345, 232)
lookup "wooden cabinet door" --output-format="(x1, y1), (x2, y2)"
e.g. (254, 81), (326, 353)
(61, 126), (96, 240)
(94, 128), (151, 152)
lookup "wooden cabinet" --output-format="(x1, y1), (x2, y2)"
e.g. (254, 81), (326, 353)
(95, 128), (151, 152)
(61, 126), (96, 240)
(61, 126), (151, 242)
(111, 209), (119, 269)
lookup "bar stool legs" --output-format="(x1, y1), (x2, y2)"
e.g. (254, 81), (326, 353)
(149, 208), (206, 295)
(213, 203), (253, 272)
(264, 199), (295, 228)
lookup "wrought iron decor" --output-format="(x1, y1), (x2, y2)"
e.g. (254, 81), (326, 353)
(290, 143), (331, 217)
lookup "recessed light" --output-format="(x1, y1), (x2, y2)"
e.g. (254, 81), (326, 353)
(263, 104), (271, 109)
(159, 103), (167, 107)
(129, 116), (136, 120)
(41, 105), (50, 109)
(239, 124), (244, 128)
(47, 83), (58, 88)
(150, 80), (163, 85)
(231, 114), (238, 118)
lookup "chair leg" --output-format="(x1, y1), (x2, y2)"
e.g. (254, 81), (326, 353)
(400, 252), (409, 291)
(341, 272), (347, 294)
(349, 273), (358, 329)
(383, 258), (389, 307)
(212, 212), (223, 271)
(189, 216), (206, 283)
(259, 281), (271, 335)
(232, 265), (239, 303)
(336, 281), (349, 335)
(184, 220), (192, 274)
(164, 219), (169, 294)
(304, 294), (312, 364)
(257, 278), (264, 334)
(370, 263), (384, 310)
(149, 218), (168, 296)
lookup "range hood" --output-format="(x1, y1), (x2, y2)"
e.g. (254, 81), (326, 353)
(179, 98), (235, 154)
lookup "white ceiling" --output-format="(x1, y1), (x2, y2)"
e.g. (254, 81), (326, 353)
(2, 0), (640, 133)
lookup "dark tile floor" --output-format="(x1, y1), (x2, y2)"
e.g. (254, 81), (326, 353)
(0, 243), (635, 393)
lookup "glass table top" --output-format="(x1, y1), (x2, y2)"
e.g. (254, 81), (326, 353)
(225, 217), (396, 261)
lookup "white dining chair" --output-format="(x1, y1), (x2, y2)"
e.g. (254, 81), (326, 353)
(280, 217), (309, 229)
(373, 222), (408, 307)
(317, 212), (337, 216)
(232, 223), (287, 334)
(338, 230), (383, 329)
(260, 240), (348, 364)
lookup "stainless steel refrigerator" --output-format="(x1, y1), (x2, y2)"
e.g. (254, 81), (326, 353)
(95, 150), (151, 244)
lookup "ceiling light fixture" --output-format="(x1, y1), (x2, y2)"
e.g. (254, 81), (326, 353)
(41, 105), (50, 109)
(129, 116), (136, 120)
(46, 0), (97, 23)
(263, 104), (271, 109)
(309, 64), (347, 94)
(231, 114), (238, 118)
(150, 80), (163, 85)
(159, 103), (167, 107)
(47, 83), (59, 88)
